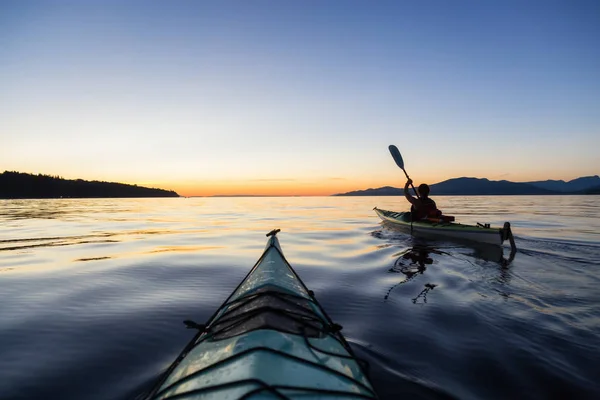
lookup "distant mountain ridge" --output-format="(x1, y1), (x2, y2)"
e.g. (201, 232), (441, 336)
(525, 176), (600, 192)
(0, 171), (180, 198)
(430, 177), (557, 195)
(334, 176), (600, 196)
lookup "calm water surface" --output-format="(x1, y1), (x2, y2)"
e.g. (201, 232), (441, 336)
(1, 196), (599, 399)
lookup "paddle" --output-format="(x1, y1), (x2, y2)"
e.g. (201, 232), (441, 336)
(388, 145), (419, 198)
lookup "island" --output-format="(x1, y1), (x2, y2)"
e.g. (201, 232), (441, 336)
(0, 171), (180, 199)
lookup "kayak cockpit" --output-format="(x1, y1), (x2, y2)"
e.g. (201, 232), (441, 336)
(207, 285), (332, 340)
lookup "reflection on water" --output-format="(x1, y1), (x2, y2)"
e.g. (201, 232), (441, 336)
(465, 243), (517, 267)
(0, 237), (120, 252)
(382, 239), (518, 303)
(0, 199), (140, 220)
(74, 256), (112, 262)
(385, 246), (443, 301)
(412, 283), (438, 304)
(0, 230), (181, 253)
(148, 245), (224, 254)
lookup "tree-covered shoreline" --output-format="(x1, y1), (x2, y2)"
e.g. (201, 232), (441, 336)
(0, 171), (179, 199)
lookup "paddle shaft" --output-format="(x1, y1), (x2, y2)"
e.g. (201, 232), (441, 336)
(402, 169), (420, 199)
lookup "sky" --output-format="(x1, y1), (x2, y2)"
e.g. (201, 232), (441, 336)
(1, 0), (599, 196)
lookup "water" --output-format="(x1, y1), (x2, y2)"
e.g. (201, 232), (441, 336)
(1, 196), (599, 399)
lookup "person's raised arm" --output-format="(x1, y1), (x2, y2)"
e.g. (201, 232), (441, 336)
(404, 179), (417, 205)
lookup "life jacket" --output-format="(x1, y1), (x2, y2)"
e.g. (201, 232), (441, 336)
(410, 197), (439, 220)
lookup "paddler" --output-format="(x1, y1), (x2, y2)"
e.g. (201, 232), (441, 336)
(404, 178), (441, 220)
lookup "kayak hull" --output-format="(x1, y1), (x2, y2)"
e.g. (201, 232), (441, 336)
(145, 230), (377, 399)
(374, 207), (515, 248)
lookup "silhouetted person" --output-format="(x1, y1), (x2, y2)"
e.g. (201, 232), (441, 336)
(404, 178), (441, 220)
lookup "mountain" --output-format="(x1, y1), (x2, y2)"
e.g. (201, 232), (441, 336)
(0, 171), (180, 199)
(429, 177), (556, 195)
(334, 176), (599, 196)
(331, 186), (403, 196)
(526, 175), (600, 192)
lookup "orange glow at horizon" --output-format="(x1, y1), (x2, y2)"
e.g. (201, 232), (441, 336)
(135, 169), (597, 198)
(143, 177), (399, 197)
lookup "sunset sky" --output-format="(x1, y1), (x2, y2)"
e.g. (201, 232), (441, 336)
(2, 1), (599, 196)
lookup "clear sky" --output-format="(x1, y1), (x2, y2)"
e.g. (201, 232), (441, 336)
(2, 0), (599, 196)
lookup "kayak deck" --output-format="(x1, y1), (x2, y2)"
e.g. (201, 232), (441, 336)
(374, 207), (516, 250)
(145, 229), (377, 399)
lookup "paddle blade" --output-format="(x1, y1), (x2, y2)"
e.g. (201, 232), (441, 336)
(388, 145), (404, 169)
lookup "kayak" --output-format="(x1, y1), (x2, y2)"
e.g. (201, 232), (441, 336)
(373, 207), (516, 250)
(144, 229), (378, 399)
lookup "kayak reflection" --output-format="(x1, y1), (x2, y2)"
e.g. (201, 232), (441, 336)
(462, 242), (517, 267)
